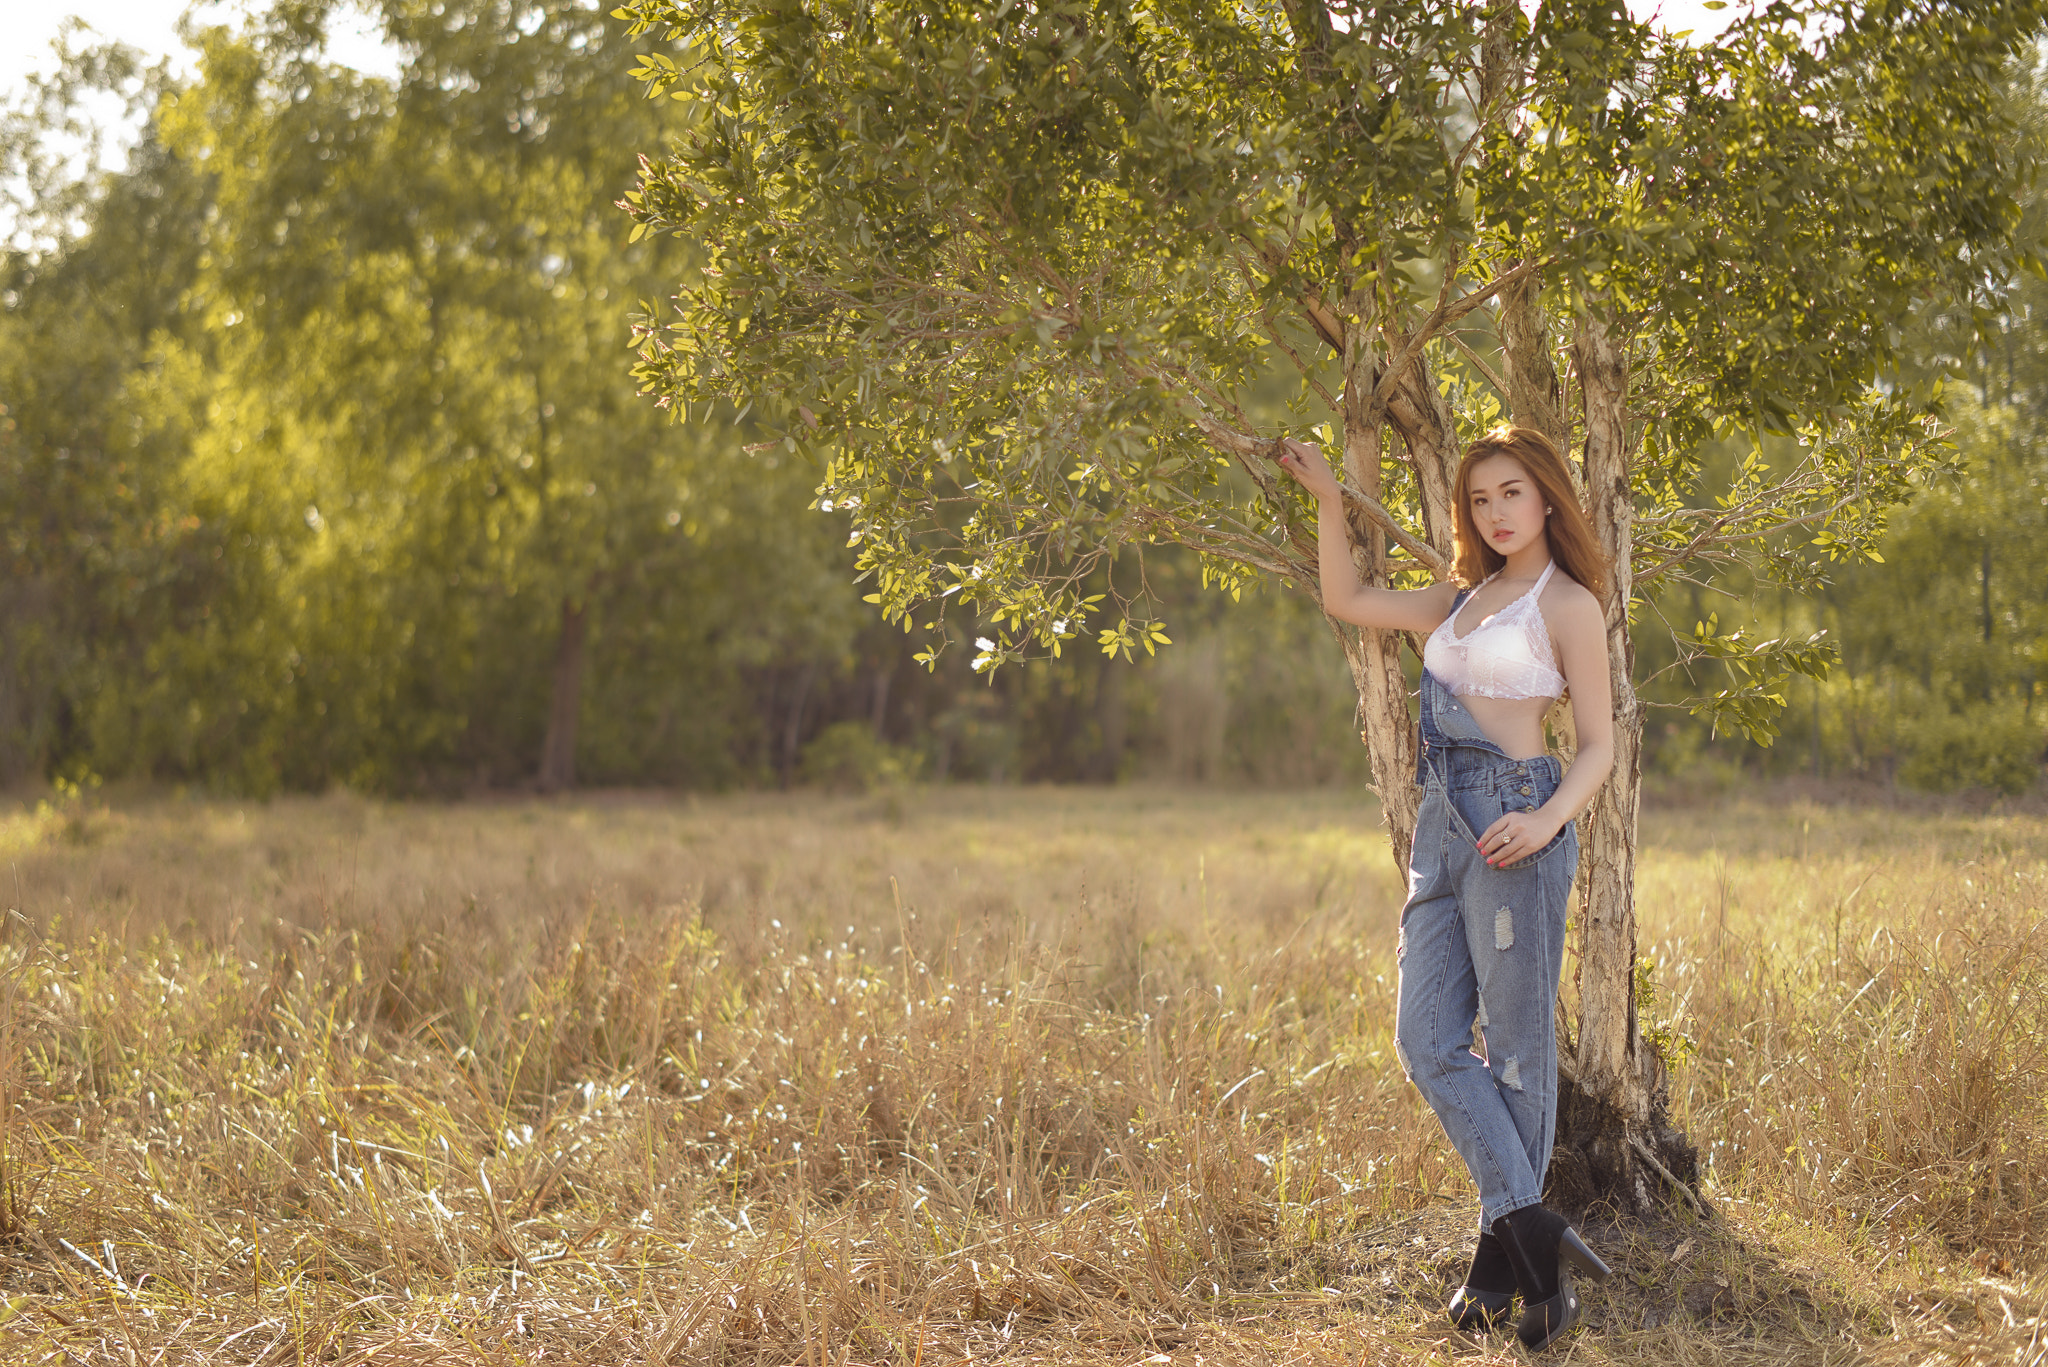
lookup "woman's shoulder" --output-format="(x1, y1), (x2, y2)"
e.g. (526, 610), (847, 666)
(1535, 569), (1604, 633)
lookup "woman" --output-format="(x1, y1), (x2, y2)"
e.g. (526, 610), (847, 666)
(1275, 426), (1615, 1351)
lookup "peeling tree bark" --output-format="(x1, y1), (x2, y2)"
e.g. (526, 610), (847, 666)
(1384, 358), (1464, 552)
(1497, 270), (1569, 456)
(1575, 313), (1641, 1111)
(1337, 320), (1421, 869)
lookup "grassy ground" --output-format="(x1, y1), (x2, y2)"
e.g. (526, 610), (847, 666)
(0, 781), (2043, 1365)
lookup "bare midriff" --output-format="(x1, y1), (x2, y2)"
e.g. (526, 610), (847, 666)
(1460, 692), (1558, 762)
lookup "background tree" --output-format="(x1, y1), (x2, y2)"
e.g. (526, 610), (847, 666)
(131, 0), (856, 791)
(0, 6), (1363, 796)
(1677, 352), (2048, 796)
(0, 37), (203, 786)
(2, 2), (862, 793)
(616, 0), (2047, 1210)
(1633, 68), (2048, 796)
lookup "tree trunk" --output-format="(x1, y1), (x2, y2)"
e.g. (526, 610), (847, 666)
(1544, 314), (1700, 1218)
(1339, 322), (1421, 867)
(537, 595), (586, 793)
(870, 663), (894, 737)
(1384, 363), (1464, 552)
(1337, 615), (1417, 867)
(1306, 269), (1700, 1218)
(1497, 270), (1569, 456)
(1482, 7), (1568, 462)
(779, 662), (815, 787)
(1097, 655), (1126, 783)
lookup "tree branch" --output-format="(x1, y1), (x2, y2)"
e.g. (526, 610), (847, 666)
(1238, 262), (1341, 412)
(1634, 480), (1873, 586)
(1367, 256), (1542, 428)
(1246, 233), (1346, 354)
(1301, 291), (1345, 352)
(1188, 414), (1453, 578)
(1448, 329), (1510, 397)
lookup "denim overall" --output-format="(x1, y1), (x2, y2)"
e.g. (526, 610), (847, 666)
(1395, 636), (1580, 1228)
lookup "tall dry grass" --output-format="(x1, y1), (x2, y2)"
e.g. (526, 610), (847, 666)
(0, 783), (2042, 1365)
(1640, 799), (2048, 1273)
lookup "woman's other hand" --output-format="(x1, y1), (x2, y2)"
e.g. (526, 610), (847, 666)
(1274, 438), (1342, 502)
(1477, 808), (1563, 868)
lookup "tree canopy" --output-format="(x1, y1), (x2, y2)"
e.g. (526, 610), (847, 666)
(615, 0), (2038, 705)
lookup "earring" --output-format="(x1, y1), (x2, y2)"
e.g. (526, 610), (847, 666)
(1545, 506), (1554, 514)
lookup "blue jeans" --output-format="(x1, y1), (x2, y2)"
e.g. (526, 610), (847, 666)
(1395, 672), (1580, 1227)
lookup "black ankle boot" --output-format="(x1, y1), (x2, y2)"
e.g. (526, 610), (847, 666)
(1490, 1204), (1612, 1351)
(1447, 1229), (1517, 1330)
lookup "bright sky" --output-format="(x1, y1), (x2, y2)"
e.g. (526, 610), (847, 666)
(0, 0), (400, 100)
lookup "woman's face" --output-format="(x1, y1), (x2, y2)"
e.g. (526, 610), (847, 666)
(1465, 454), (1548, 558)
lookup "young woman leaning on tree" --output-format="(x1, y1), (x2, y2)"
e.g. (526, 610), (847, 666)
(1275, 426), (1615, 1352)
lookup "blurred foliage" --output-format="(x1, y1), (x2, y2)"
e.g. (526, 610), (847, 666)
(1644, 375), (2048, 795)
(3, 1), (857, 792)
(2, 0), (2044, 797)
(1638, 63), (2048, 797)
(0, 0), (1379, 795)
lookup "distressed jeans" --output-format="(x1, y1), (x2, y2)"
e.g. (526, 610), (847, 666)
(1395, 674), (1580, 1228)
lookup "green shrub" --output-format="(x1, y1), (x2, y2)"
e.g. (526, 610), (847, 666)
(1897, 704), (2045, 795)
(800, 721), (924, 793)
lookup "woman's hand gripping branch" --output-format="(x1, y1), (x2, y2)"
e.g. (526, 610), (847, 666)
(1272, 439), (1455, 634)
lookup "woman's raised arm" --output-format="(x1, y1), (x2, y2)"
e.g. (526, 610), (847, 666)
(1274, 439), (1458, 632)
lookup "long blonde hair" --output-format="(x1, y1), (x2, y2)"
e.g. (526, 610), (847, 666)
(1451, 427), (1608, 599)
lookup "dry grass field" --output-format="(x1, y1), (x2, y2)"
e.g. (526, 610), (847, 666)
(0, 781), (2043, 1366)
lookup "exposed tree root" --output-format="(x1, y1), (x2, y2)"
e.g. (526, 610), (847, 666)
(1548, 1072), (1703, 1221)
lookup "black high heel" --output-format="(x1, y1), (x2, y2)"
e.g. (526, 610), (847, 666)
(1447, 1230), (1517, 1330)
(1448, 1283), (1515, 1331)
(1492, 1205), (1612, 1351)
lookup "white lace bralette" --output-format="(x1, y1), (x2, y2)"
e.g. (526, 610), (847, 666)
(1422, 561), (1565, 702)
